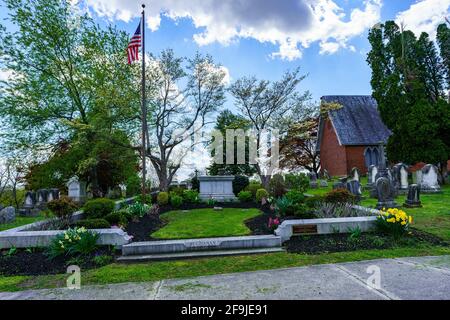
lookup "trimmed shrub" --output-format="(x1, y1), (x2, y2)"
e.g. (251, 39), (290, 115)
(191, 175), (200, 191)
(232, 175), (249, 195)
(269, 174), (286, 198)
(157, 192), (169, 205)
(324, 188), (355, 204)
(292, 203), (314, 219)
(255, 188), (269, 202)
(104, 211), (127, 226)
(182, 190), (199, 203)
(47, 196), (77, 220)
(83, 198), (115, 219)
(135, 194), (152, 205)
(74, 219), (111, 229)
(170, 195), (183, 208)
(238, 190), (253, 202)
(284, 190), (305, 205)
(168, 186), (186, 196)
(305, 195), (324, 209)
(245, 182), (263, 198)
(285, 173), (309, 193)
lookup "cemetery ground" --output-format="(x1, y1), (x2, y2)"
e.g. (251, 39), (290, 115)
(0, 181), (449, 293)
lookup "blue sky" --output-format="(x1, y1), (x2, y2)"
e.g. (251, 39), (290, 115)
(1, 0), (449, 105)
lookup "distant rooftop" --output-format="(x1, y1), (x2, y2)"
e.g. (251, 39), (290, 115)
(320, 95), (391, 146)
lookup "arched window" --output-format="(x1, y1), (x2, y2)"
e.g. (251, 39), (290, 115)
(364, 147), (380, 168)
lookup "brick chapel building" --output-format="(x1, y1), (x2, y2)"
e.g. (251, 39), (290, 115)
(316, 95), (391, 177)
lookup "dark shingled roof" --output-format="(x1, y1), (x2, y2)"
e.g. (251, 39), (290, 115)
(320, 95), (391, 146)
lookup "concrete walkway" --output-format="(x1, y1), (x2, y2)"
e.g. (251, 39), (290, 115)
(1, 255), (450, 300)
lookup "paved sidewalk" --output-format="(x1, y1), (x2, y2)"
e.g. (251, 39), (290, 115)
(1, 255), (450, 300)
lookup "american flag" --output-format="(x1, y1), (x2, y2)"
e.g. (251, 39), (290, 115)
(127, 22), (141, 64)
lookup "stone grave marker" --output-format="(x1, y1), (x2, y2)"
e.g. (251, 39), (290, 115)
(421, 164), (441, 192)
(404, 184), (422, 208)
(67, 176), (87, 203)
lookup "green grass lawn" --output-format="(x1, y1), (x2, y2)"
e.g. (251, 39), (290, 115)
(1, 244), (449, 292)
(0, 212), (48, 232)
(151, 208), (262, 239)
(306, 178), (450, 241)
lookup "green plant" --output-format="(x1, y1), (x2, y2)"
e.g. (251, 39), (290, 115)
(324, 188), (355, 204)
(232, 175), (250, 195)
(275, 196), (293, 216)
(6, 247), (17, 257)
(314, 203), (361, 218)
(157, 192), (169, 205)
(83, 198), (115, 219)
(285, 173), (309, 193)
(169, 186), (185, 197)
(47, 227), (99, 259)
(182, 190), (199, 203)
(255, 188), (269, 202)
(269, 174), (286, 198)
(170, 195), (183, 208)
(376, 208), (412, 238)
(305, 195), (324, 208)
(135, 194), (152, 205)
(292, 203), (314, 219)
(348, 226), (362, 240)
(104, 211), (127, 226)
(75, 219), (111, 229)
(93, 254), (113, 267)
(47, 196), (78, 221)
(127, 202), (150, 219)
(238, 191), (252, 202)
(245, 182), (262, 198)
(284, 190), (305, 205)
(125, 174), (141, 197)
(207, 198), (216, 206)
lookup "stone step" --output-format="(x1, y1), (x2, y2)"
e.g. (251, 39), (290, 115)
(117, 247), (285, 262)
(121, 235), (282, 256)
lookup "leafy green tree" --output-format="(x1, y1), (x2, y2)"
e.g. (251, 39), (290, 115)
(437, 23), (450, 88)
(367, 21), (450, 171)
(208, 110), (256, 176)
(0, 0), (141, 194)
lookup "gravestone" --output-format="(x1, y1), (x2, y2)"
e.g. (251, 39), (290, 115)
(404, 184), (422, 208)
(319, 180), (328, 188)
(36, 189), (49, 208)
(414, 170), (422, 184)
(309, 172), (318, 189)
(420, 164), (441, 192)
(23, 191), (36, 209)
(67, 176), (87, 204)
(346, 180), (362, 198)
(349, 167), (360, 182)
(0, 206), (15, 224)
(47, 188), (60, 202)
(322, 169), (331, 181)
(398, 164), (409, 190)
(375, 177), (399, 210)
(367, 165), (378, 185)
(332, 182), (346, 190)
(198, 176), (237, 201)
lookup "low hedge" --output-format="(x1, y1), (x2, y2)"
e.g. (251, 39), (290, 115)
(83, 198), (115, 219)
(74, 218), (111, 229)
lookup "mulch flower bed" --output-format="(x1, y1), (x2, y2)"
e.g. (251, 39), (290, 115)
(285, 229), (448, 254)
(0, 247), (116, 277)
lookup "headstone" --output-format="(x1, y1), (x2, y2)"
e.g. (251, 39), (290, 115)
(404, 184), (422, 208)
(319, 180), (328, 188)
(67, 176), (87, 203)
(346, 180), (362, 198)
(421, 164), (441, 192)
(398, 164), (409, 190)
(36, 189), (49, 207)
(0, 206), (15, 224)
(367, 165), (378, 185)
(332, 182), (346, 190)
(375, 177), (399, 210)
(349, 167), (360, 182)
(47, 188), (60, 202)
(23, 191), (36, 208)
(323, 169), (331, 181)
(309, 172), (318, 189)
(198, 176), (237, 201)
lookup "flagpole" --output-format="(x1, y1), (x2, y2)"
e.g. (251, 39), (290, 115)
(141, 4), (147, 199)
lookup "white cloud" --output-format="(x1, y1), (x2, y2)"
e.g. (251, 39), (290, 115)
(85, 0), (382, 60)
(395, 0), (450, 39)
